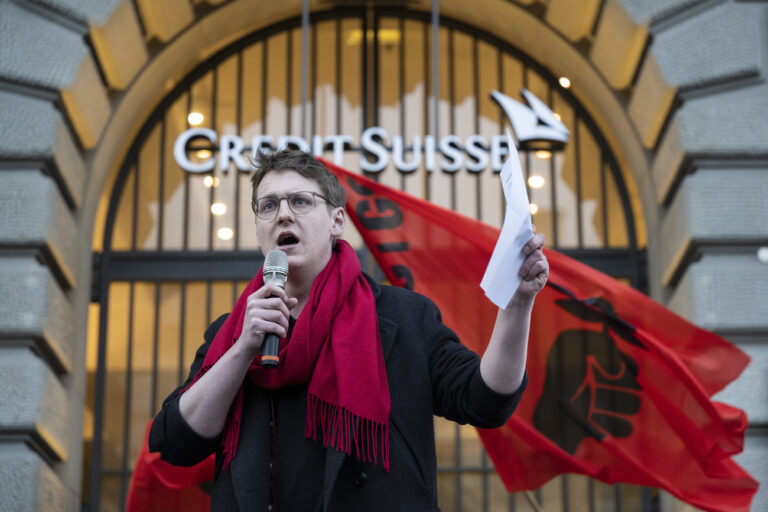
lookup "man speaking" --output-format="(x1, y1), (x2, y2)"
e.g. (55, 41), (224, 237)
(149, 149), (549, 511)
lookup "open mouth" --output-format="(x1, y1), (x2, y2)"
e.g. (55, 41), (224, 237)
(277, 232), (300, 247)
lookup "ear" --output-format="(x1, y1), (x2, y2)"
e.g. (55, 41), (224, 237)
(330, 206), (346, 237)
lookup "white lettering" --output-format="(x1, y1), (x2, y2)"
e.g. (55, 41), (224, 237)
(490, 134), (510, 172)
(491, 89), (569, 144)
(326, 135), (353, 166)
(439, 135), (463, 173)
(250, 135), (274, 159)
(219, 135), (249, 172)
(360, 127), (389, 173)
(392, 135), (421, 173)
(173, 88), (568, 176)
(174, 128), (216, 173)
(465, 135), (488, 173)
(424, 135), (436, 172)
(312, 135), (324, 156)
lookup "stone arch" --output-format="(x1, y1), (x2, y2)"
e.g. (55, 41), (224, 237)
(1, 0), (765, 508)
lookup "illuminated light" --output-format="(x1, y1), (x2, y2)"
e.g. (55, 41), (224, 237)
(758, 247), (768, 264)
(529, 203), (539, 215)
(203, 176), (220, 188)
(534, 150), (552, 160)
(346, 29), (401, 46)
(196, 149), (212, 159)
(553, 113), (562, 121)
(217, 227), (234, 241)
(211, 202), (227, 216)
(528, 175), (545, 189)
(188, 112), (204, 126)
(558, 77), (571, 89)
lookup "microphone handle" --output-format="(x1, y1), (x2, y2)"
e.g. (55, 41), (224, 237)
(261, 332), (280, 369)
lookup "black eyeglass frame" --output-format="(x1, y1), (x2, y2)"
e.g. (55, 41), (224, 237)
(251, 191), (335, 219)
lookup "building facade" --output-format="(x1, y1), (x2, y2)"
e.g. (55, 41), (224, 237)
(0, 0), (766, 510)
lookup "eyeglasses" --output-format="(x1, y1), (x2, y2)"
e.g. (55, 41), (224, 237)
(251, 191), (333, 220)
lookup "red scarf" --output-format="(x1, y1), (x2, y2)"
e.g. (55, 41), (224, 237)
(182, 240), (390, 471)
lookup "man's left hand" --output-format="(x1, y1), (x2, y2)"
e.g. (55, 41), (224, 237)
(514, 230), (548, 303)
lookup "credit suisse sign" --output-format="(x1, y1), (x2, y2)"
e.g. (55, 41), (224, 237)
(173, 89), (569, 174)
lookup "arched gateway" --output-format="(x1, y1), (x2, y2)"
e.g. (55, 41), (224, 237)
(88, 8), (647, 511)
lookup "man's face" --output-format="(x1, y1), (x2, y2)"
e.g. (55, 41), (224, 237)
(255, 169), (345, 282)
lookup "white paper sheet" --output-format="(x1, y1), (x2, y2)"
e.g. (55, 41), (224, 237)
(480, 131), (535, 309)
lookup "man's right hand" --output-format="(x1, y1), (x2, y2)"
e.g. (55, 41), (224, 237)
(237, 283), (298, 358)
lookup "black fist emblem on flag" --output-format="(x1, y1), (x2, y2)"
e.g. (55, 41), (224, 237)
(533, 296), (644, 454)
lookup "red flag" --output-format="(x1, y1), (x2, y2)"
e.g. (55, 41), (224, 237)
(321, 158), (758, 512)
(126, 421), (214, 512)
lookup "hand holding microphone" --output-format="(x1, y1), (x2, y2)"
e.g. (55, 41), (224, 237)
(239, 249), (294, 368)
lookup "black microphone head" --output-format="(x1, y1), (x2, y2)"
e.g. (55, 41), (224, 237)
(263, 249), (288, 288)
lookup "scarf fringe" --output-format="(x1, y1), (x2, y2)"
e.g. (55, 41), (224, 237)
(221, 387), (244, 471)
(306, 393), (390, 473)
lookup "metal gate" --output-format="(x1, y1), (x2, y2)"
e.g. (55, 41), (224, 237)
(86, 6), (649, 511)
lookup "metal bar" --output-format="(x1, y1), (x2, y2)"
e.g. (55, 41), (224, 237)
(262, 38), (268, 148)
(206, 280), (213, 326)
(118, 281), (136, 508)
(399, 15), (406, 192)
(300, 0), (309, 140)
(131, 161), (139, 251)
(455, 423), (462, 511)
(311, 20), (318, 138)
(588, 478), (595, 512)
(548, 87), (559, 247)
(498, 46), (505, 226)
(574, 120), (584, 248)
(335, 17), (342, 135)
(522, 67), (531, 203)
(178, 281), (187, 385)
(615, 483), (622, 512)
(601, 152), (608, 248)
(481, 451), (489, 512)
(183, 91), (191, 251)
(88, 250), (115, 509)
(208, 67), (218, 251)
(641, 487), (654, 512)
(287, 26), (293, 136)
(235, 51), (243, 251)
(361, 9), (368, 131)
(157, 117), (166, 250)
(431, 0), (439, 143)
(373, 10), (380, 129)
(473, 36), (481, 221)
(423, 20), (430, 201)
(102, 251), (265, 281)
(562, 474), (569, 512)
(150, 281), (161, 415)
(448, 27), (456, 210)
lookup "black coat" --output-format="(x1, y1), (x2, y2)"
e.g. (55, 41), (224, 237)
(149, 274), (527, 511)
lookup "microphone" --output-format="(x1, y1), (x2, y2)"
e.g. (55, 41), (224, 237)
(261, 249), (288, 369)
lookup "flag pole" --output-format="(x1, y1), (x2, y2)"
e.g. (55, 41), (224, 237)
(523, 490), (545, 512)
